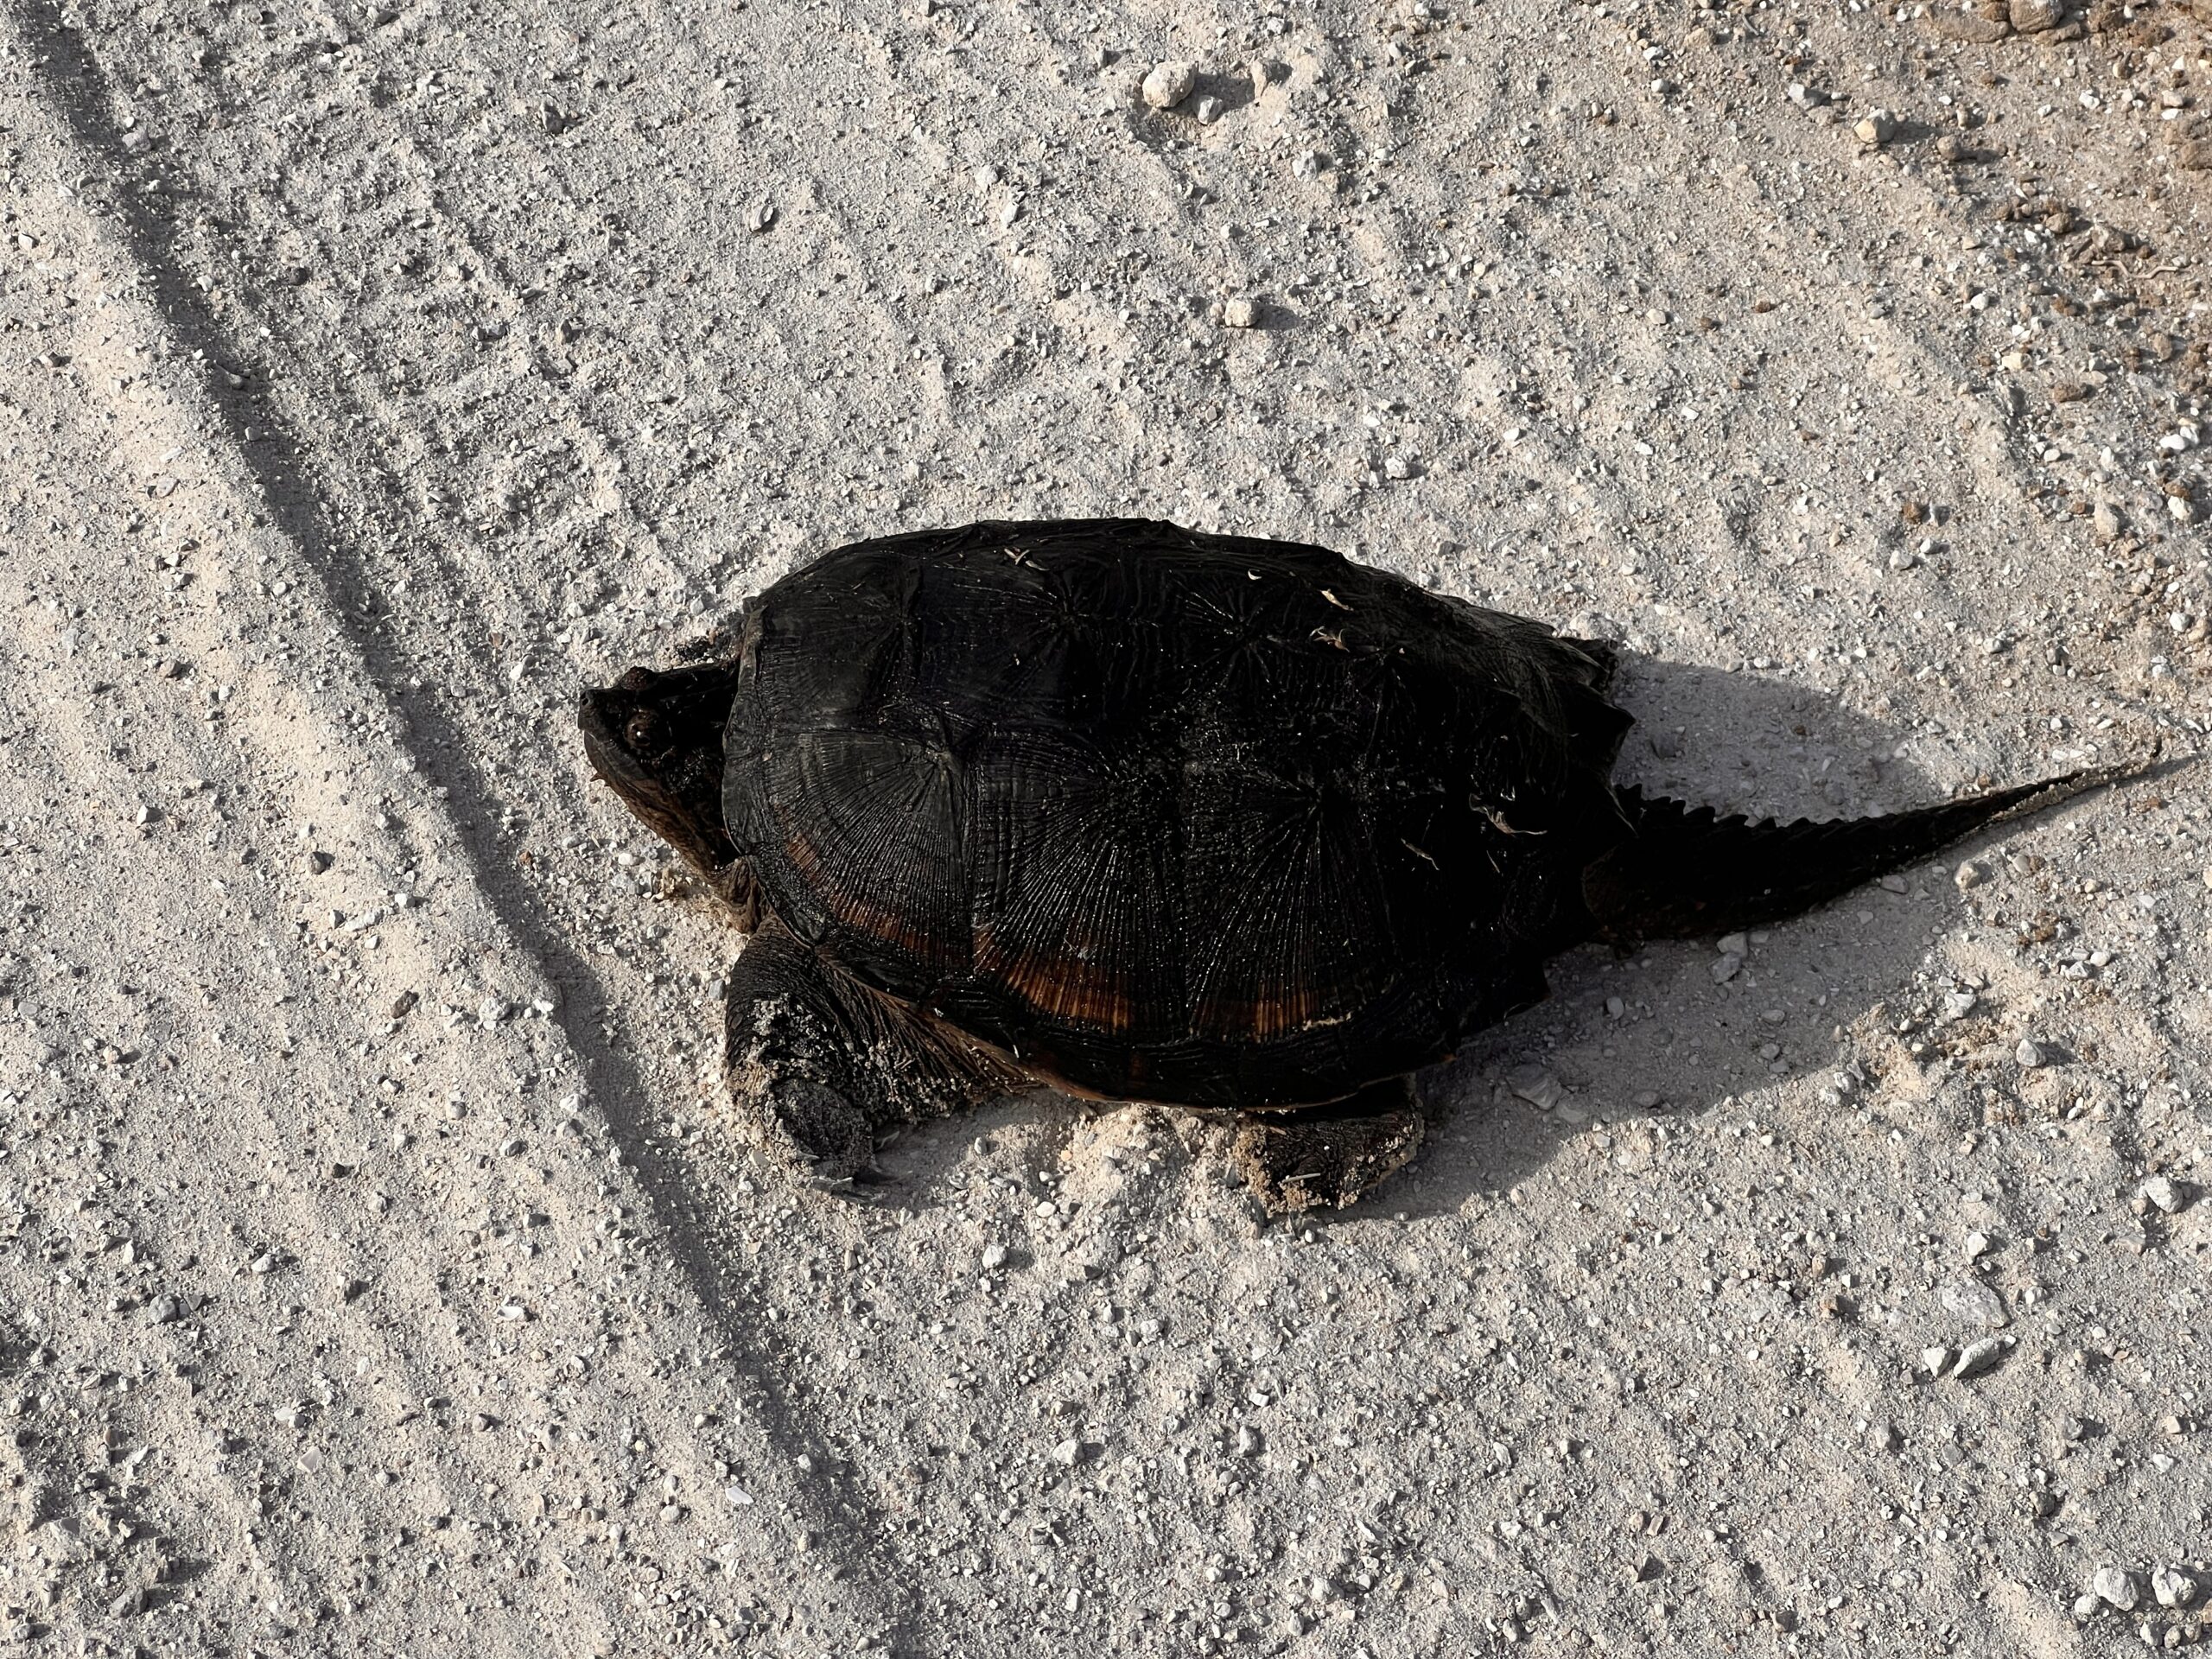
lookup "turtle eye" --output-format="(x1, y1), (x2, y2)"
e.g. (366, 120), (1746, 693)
(625, 710), (663, 753)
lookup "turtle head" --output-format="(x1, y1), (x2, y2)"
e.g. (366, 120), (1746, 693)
(578, 661), (742, 876)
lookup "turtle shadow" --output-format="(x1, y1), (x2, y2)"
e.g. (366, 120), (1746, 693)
(1381, 652), (2077, 1220)
(875, 652), (2099, 1224)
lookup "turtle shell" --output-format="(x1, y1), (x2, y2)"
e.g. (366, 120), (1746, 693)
(723, 518), (1630, 1109)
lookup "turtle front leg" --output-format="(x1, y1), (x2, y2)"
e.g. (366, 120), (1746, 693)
(723, 919), (1020, 1187)
(1229, 1079), (1426, 1215)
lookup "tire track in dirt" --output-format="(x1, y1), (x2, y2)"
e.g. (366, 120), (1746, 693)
(3, 2), (932, 1646)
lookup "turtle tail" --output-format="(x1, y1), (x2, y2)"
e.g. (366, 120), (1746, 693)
(1580, 759), (2146, 941)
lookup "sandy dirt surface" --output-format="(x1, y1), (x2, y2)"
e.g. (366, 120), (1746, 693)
(2, 0), (2210, 1652)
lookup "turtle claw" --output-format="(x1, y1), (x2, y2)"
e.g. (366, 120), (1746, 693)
(808, 1167), (893, 1204)
(1229, 1081), (1426, 1216)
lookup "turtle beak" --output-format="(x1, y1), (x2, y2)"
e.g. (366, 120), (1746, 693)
(575, 664), (741, 875)
(576, 672), (646, 790)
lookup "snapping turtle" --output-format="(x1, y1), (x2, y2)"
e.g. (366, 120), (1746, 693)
(581, 518), (2129, 1212)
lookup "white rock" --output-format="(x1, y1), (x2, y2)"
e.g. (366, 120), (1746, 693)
(1963, 1230), (1993, 1261)
(2092, 1566), (2139, 1611)
(1854, 109), (1896, 145)
(2152, 1565), (2199, 1608)
(2015, 1039), (2045, 1069)
(1222, 296), (1259, 328)
(2140, 1175), (2185, 1215)
(1937, 1279), (2006, 1327)
(1949, 1336), (2004, 1380)
(1142, 60), (1197, 109)
(981, 1243), (1009, 1269)
(2011, 0), (2065, 31)
(1954, 860), (1989, 891)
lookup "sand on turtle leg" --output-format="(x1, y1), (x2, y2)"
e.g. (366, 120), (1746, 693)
(1229, 1079), (1426, 1215)
(723, 918), (1021, 1187)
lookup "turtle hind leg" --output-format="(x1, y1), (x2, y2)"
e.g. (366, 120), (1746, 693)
(724, 919), (1020, 1189)
(1230, 1079), (1426, 1216)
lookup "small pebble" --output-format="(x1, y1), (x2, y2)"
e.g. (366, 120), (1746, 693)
(1921, 1344), (1953, 1377)
(2140, 1175), (2185, 1215)
(1222, 296), (1259, 329)
(2152, 1565), (2200, 1609)
(1938, 1278), (2006, 1327)
(1963, 1230), (1993, 1262)
(1509, 1069), (1561, 1110)
(1236, 1425), (1262, 1457)
(1195, 95), (1224, 124)
(1142, 60), (1197, 109)
(2092, 500), (2126, 543)
(981, 1243), (1010, 1269)
(1954, 860), (1989, 891)
(2015, 1039), (2045, 1069)
(2010, 0), (2064, 30)
(2092, 1566), (2139, 1612)
(1854, 109), (1897, 146)
(1949, 1337), (2003, 1381)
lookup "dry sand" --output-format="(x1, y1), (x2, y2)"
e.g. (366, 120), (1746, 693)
(3, 0), (2210, 1651)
